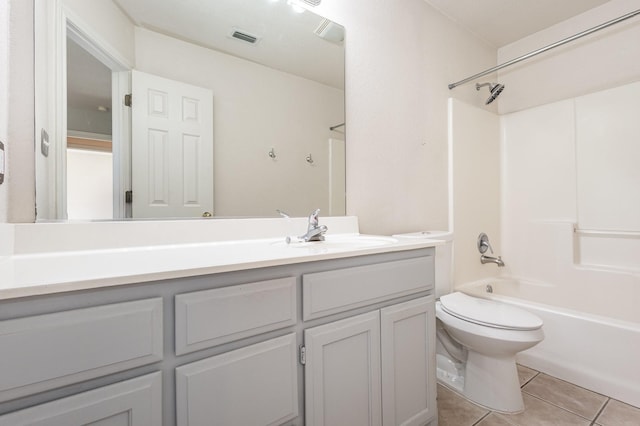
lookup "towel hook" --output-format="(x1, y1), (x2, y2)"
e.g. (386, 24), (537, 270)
(306, 154), (314, 164)
(268, 148), (276, 159)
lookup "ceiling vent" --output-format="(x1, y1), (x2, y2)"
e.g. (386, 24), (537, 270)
(300, 0), (321, 6)
(314, 19), (344, 43)
(230, 29), (260, 45)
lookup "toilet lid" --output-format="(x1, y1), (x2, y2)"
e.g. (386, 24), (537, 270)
(439, 292), (543, 330)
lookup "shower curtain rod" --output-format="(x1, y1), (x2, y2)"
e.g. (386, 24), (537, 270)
(448, 8), (640, 90)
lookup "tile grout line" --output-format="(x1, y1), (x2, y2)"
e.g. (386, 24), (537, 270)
(523, 391), (599, 423)
(590, 397), (611, 426)
(471, 411), (492, 426)
(521, 372), (612, 421)
(519, 370), (540, 388)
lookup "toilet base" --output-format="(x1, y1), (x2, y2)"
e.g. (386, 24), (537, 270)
(465, 352), (524, 413)
(437, 351), (525, 413)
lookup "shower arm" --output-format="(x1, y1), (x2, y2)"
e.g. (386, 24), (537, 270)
(448, 8), (640, 90)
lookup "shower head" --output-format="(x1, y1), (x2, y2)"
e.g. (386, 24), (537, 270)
(476, 82), (505, 104)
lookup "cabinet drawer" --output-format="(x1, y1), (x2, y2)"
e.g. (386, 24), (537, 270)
(175, 277), (296, 355)
(0, 298), (163, 403)
(303, 256), (433, 320)
(0, 372), (162, 426)
(176, 333), (298, 426)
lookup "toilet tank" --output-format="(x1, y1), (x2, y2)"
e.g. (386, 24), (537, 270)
(393, 231), (453, 298)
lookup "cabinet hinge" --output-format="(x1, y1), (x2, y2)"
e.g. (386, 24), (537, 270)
(124, 94), (132, 107)
(125, 190), (133, 204)
(299, 345), (306, 365)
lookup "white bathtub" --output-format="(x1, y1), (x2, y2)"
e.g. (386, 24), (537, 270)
(458, 278), (640, 408)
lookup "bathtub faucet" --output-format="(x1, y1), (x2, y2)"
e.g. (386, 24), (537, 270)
(481, 254), (505, 267)
(477, 232), (505, 267)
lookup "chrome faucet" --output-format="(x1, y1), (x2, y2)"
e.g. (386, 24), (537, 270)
(477, 232), (505, 267)
(300, 209), (328, 242)
(480, 254), (505, 267)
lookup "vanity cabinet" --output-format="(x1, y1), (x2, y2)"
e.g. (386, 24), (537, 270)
(380, 297), (436, 426)
(303, 297), (436, 426)
(0, 247), (436, 426)
(0, 298), (163, 402)
(175, 333), (298, 426)
(304, 311), (382, 426)
(0, 373), (162, 426)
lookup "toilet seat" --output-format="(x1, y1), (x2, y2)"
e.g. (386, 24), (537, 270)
(439, 292), (542, 331)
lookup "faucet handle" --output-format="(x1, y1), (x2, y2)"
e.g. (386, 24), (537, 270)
(308, 208), (320, 226)
(477, 233), (494, 254)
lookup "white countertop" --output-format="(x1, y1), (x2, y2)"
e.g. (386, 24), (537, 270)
(0, 218), (441, 300)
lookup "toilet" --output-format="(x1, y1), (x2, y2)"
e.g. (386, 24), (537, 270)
(395, 231), (544, 413)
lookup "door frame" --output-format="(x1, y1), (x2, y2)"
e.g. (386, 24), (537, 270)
(53, 5), (132, 219)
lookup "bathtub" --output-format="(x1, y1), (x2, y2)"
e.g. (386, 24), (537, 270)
(458, 278), (640, 408)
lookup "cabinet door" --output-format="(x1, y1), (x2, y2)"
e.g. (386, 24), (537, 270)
(0, 372), (162, 426)
(380, 297), (436, 426)
(304, 311), (382, 426)
(175, 333), (298, 426)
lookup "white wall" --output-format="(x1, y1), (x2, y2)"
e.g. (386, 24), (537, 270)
(66, 149), (113, 220)
(62, 0), (135, 66)
(134, 28), (345, 218)
(1, 0), (35, 223)
(310, 0), (497, 234)
(497, 0), (640, 114)
(496, 0), (640, 320)
(501, 83), (640, 320)
(449, 99), (501, 287)
(0, 0), (8, 220)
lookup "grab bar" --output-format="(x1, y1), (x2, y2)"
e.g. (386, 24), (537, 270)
(574, 227), (640, 238)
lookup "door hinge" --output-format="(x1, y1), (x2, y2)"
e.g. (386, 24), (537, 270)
(125, 190), (133, 204)
(299, 345), (306, 365)
(124, 94), (132, 107)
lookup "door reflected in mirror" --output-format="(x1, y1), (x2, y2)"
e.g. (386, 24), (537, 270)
(35, 0), (345, 221)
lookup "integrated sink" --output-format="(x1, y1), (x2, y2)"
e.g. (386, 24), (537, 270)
(272, 234), (399, 250)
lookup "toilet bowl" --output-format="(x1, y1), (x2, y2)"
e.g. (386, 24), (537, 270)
(436, 291), (544, 413)
(393, 231), (544, 413)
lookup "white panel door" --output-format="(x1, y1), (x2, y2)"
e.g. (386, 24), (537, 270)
(381, 297), (436, 426)
(304, 311), (382, 426)
(132, 70), (213, 218)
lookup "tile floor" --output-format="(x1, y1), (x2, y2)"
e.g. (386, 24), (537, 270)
(437, 364), (640, 426)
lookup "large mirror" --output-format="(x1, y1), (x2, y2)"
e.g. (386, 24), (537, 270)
(35, 0), (345, 221)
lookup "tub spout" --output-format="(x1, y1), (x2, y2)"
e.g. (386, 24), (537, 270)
(481, 255), (505, 267)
